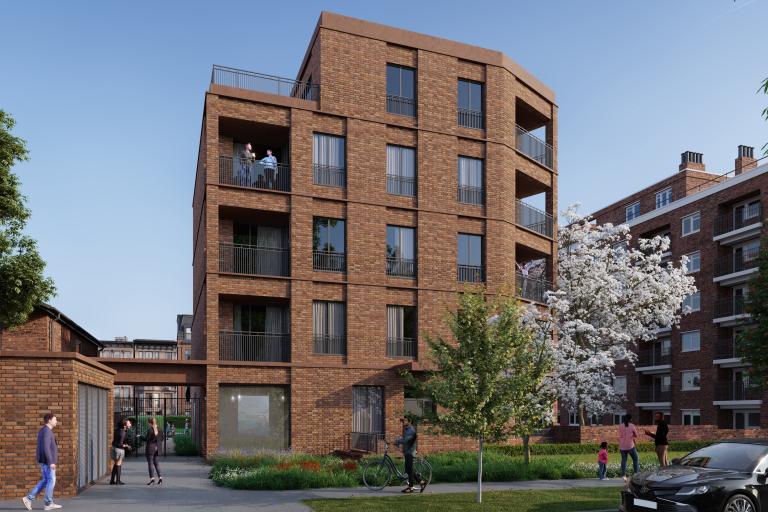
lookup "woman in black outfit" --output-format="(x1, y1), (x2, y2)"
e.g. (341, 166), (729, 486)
(144, 418), (163, 485)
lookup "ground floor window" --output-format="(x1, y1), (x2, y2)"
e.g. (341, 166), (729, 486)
(218, 385), (290, 450)
(681, 409), (701, 425)
(613, 411), (627, 425)
(734, 410), (761, 429)
(351, 386), (384, 451)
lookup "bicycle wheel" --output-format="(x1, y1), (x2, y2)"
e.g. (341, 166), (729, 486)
(363, 460), (393, 490)
(414, 457), (433, 486)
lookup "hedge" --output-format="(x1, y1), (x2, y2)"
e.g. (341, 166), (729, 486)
(174, 434), (199, 456)
(489, 440), (713, 457)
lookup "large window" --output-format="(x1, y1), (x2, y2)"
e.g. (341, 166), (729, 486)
(625, 202), (641, 222)
(218, 386), (290, 450)
(386, 64), (416, 117)
(227, 223), (289, 276)
(614, 376), (627, 395)
(682, 370), (701, 391)
(655, 187), (673, 209)
(681, 331), (701, 352)
(682, 409), (701, 426)
(386, 305), (417, 358)
(682, 212), (701, 236)
(457, 156), (484, 205)
(313, 217), (346, 272)
(683, 292), (701, 312)
(458, 79), (484, 129)
(686, 251), (701, 273)
(386, 145), (416, 196)
(313, 133), (346, 187)
(457, 233), (484, 282)
(386, 225), (416, 278)
(352, 386), (384, 450)
(313, 301), (346, 355)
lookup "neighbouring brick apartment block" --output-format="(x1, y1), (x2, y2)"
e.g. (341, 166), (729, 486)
(193, 12), (558, 455)
(574, 147), (767, 431)
(0, 305), (115, 500)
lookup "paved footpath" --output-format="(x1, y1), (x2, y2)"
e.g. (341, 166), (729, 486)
(0, 457), (621, 512)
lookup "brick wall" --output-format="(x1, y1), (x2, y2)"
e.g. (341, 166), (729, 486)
(559, 425), (768, 445)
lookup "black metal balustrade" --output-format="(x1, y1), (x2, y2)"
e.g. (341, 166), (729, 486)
(714, 204), (763, 237)
(387, 95), (416, 117)
(636, 384), (671, 403)
(219, 243), (289, 277)
(211, 65), (319, 100)
(219, 157), (290, 192)
(715, 381), (762, 401)
(516, 200), (554, 238)
(313, 335), (346, 355)
(637, 348), (672, 367)
(386, 257), (416, 278)
(714, 246), (761, 277)
(313, 164), (346, 187)
(386, 337), (417, 359)
(714, 297), (750, 319)
(458, 108), (484, 129)
(458, 264), (484, 283)
(387, 174), (416, 196)
(219, 331), (290, 362)
(457, 185), (484, 205)
(313, 251), (346, 272)
(714, 338), (739, 360)
(515, 272), (551, 303)
(515, 125), (554, 169)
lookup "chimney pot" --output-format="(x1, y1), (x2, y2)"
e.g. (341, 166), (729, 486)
(735, 145), (757, 175)
(679, 151), (705, 172)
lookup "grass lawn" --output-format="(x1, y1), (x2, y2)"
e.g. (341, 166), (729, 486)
(304, 486), (622, 512)
(558, 451), (686, 465)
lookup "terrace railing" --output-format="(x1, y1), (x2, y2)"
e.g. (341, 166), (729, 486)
(516, 125), (554, 169)
(219, 243), (289, 277)
(219, 331), (290, 362)
(211, 65), (319, 100)
(219, 157), (290, 192)
(516, 200), (554, 238)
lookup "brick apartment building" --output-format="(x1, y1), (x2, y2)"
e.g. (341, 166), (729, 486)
(582, 147), (766, 430)
(193, 12), (558, 454)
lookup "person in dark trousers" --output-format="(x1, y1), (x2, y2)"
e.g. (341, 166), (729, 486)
(144, 418), (163, 485)
(644, 411), (670, 466)
(22, 413), (61, 511)
(110, 419), (132, 485)
(395, 417), (426, 494)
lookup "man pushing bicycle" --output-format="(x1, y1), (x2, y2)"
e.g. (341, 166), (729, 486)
(395, 417), (427, 493)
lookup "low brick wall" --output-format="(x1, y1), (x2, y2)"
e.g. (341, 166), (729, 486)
(556, 425), (768, 445)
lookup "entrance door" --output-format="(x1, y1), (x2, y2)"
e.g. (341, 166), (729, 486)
(77, 384), (108, 490)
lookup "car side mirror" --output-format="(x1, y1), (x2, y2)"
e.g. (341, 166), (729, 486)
(671, 458), (681, 465)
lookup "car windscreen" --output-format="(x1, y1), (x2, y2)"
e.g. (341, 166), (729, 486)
(679, 443), (768, 472)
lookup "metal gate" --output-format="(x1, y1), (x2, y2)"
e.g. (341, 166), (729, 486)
(113, 397), (204, 457)
(78, 384), (108, 490)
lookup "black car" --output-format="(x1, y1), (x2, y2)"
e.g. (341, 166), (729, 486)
(620, 440), (768, 512)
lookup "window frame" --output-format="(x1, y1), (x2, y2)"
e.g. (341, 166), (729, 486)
(686, 251), (701, 273)
(683, 292), (701, 313)
(613, 375), (628, 395)
(682, 212), (701, 236)
(625, 202), (641, 222)
(681, 370), (701, 391)
(386, 63), (416, 100)
(681, 409), (701, 426)
(655, 187), (673, 209)
(681, 330), (701, 352)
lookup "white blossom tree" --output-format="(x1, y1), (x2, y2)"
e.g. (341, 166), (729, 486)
(542, 206), (697, 424)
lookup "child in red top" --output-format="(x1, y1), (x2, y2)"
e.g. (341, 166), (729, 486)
(597, 441), (609, 480)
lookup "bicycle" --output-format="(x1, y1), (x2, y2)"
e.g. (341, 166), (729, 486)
(362, 441), (433, 491)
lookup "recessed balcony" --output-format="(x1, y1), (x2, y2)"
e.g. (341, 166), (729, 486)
(218, 331), (290, 362)
(219, 157), (290, 192)
(636, 348), (672, 374)
(516, 124), (554, 169)
(713, 297), (751, 326)
(714, 381), (762, 406)
(211, 65), (319, 101)
(516, 200), (554, 238)
(219, 243), (289, 277)
(515, 272), (551, 304)
(636, 384), (671, 405)
(713, 204), (763, 245)
(714, 248), (761, 285)
(713, 338), (744, 367)
(386, 337), (417, 359)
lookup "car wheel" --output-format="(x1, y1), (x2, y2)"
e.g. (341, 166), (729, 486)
(723, 494), (756, 512)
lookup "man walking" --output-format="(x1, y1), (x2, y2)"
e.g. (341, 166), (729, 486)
(395, 417), (426, 493)
(22, 413), (61, 510)
(644, 411), (669, 466)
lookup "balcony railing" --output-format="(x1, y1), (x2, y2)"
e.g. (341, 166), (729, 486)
(714, 338), (739, 360)
(458, 108), (484, 129)
(515, 272), (551, 303)
(516, 125), (554, 169)
(219, 157), (290, 192)
(386, 257), (416, 278)
(715, 247), (761, 277)
(458, 264), (484, 283)
(714, 204), (763, 237)
(313, 334), (346, 355)
(219, 243), (289, 277)
(211, 65), (319, 101)
(219, 331), (290, 362)
(636, 384), (671, 403)
(386, 337), (417, 359)
(714, 297), (750, 319)
(715, 381), (762, 401)
(458, 185), (484, 205)
(313, 250), (346, 272)
(387, 95), (416, 117)
(387, 174), (416, 196)
(637, 348), (672, 367)
(313, 163), (346, 188)
(516, 200), (554, 238)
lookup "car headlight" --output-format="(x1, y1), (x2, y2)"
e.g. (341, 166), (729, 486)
(676, 485), (709, 495)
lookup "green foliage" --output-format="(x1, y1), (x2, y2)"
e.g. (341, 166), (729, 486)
(0, 110), (55, 329)
(173, 434), (199, 456)
(489, 440), (711, 456)
(761, 77), (768, 154)
(736, 238), (768, 386)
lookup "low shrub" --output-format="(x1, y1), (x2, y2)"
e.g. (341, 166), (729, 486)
(173, 434), (199, 456)
(490, 440), (712, 457)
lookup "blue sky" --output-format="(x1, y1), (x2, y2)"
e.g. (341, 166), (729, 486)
(1, 1), (765, 340)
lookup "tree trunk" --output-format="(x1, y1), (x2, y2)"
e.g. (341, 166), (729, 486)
(523, 434), (530, 466)
(476, 435), (483, 503)
(578, 402), (586, 426)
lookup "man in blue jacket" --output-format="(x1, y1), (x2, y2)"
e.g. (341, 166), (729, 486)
(395, 417), (426, 494)
(22, 413), (61, 510)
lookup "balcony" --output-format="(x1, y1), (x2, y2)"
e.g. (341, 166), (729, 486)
(713, 204), (763, 244)
(516, 125), (554, 169)
(458, 108), (484, 130)
(636, 384), (671, 404)
(211, 65), (319, 101)
(515, 272), (551, 303)
(218, 331), (290, 362)
(313, 250), (346, 273)
(714, 381), (762, 403)
(713, 297), (751, 325)
(636, 349), (672, 372)
(386, 257), (416, 279)
(714, 338), (743, 366)
(386, 337), (417, 359)
(714, 248), (761, 285)
(387, 95), (416, 117)
(219, 157), (290, 192)
(387, 174), (416, 197)
(219, 243), (289, 277)
(516, 200), (554, 238)
(313, 335), (346, 356)
(458, 264), (484, 283)
(313, 164), (346, 188)
(458, 185), (484, 206)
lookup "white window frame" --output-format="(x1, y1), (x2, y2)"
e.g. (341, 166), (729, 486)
(686, 251), (701, 273)
(681, 370), (701, 391)
(683, 292), (701, 312)
(655, 187), (673, 209)
(614, 376), (627, 395)
(681, 409), (701, 426)
(625, 202), (641, 222)
(568, 410), (579, 426)
(682, 212), (701, 236)
(681, 330), (701, 352)
(613, 411), (627, 425)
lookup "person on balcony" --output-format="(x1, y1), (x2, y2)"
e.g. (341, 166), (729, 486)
(240, 143), (256, 186)
(260, 149), (278, 188)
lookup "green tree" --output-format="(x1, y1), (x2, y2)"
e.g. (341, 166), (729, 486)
(0, 110), (56, 336)
(761, 77), (768, 154)
(736, 238), (768, 385)
(409, 288), (548, 503)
